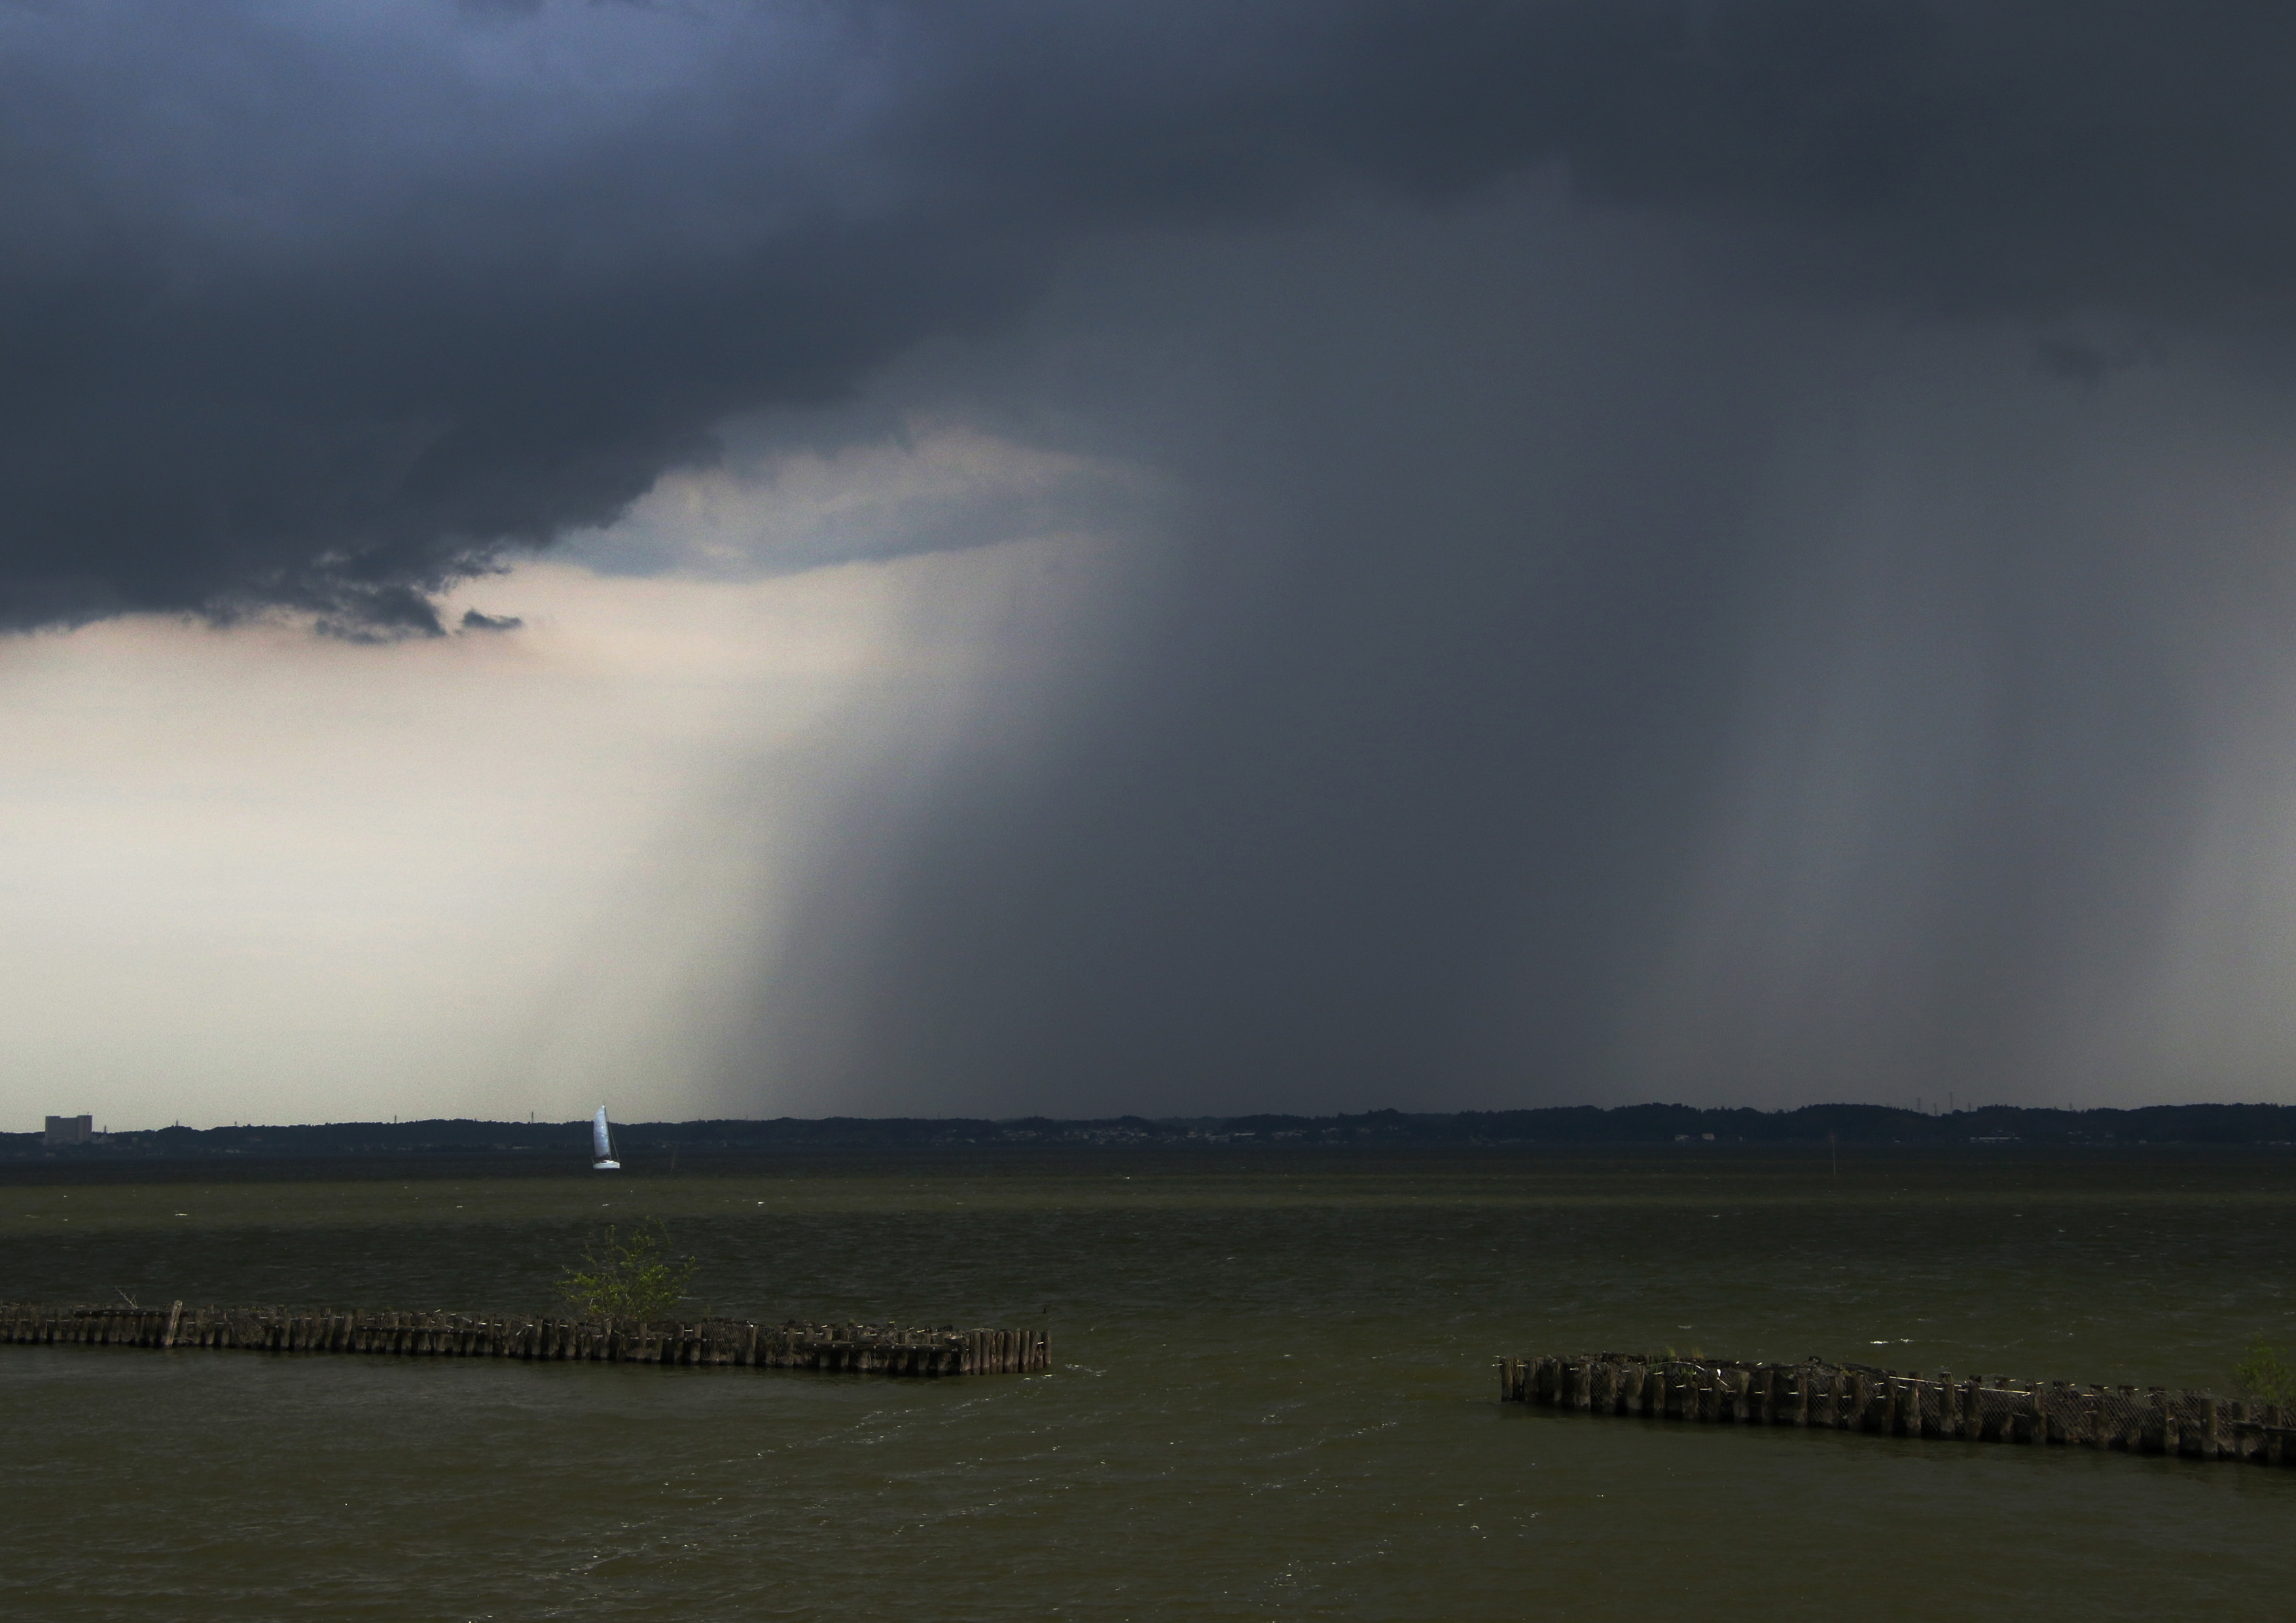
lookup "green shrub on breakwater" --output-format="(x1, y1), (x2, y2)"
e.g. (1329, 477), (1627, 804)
(558, 1220), (699, 1323)
(2235, 1339), (2296, 1407)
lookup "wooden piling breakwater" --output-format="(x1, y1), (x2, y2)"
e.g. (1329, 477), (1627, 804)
(1, 1302), (1049, 1376)
(1499, 1352), (2296, 1466)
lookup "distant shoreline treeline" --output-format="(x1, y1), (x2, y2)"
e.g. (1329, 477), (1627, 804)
(9, 1102), (2296, 1160)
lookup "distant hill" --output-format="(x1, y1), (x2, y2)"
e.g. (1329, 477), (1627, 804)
(6, 1101), (2295, 1161)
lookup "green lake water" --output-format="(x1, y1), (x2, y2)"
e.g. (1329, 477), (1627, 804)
(3, 1147), (2291, 1620)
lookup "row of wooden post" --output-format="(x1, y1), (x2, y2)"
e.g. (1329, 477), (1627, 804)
(1499, 1353), (2294, 1465)
(0, 1302), (1049, 1376)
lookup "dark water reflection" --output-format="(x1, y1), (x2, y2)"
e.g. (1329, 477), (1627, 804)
(3, 1148), (2291, 1620)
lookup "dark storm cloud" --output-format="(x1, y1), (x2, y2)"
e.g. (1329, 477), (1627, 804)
(5, 1), (2295, 628)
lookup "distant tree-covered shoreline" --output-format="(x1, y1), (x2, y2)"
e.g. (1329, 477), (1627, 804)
(9, 1101), (2296, 1162)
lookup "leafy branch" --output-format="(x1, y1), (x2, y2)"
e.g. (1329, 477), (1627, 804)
(558, 1219), (700, 1324)
(2234, 1338), (2296, 1408)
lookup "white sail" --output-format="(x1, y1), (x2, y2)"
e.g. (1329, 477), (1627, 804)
(592, 1105), (619, 1171)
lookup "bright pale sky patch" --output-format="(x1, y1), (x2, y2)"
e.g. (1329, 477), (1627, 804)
(0, 432), (1116, 1131)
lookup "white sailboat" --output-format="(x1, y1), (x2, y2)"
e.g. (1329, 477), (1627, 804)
(591, 1105), (620, 1171)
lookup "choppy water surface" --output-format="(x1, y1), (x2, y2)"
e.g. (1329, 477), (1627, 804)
(3, 1147), (2292, 1620)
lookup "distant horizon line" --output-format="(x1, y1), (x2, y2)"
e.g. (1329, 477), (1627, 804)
(17, 1099), (2296, 1154)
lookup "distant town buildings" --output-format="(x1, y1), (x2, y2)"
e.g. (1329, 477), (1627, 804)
(43, 1115), (92, 1146)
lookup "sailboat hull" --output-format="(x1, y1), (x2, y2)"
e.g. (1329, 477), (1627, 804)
(591, 1159), (620, 1171)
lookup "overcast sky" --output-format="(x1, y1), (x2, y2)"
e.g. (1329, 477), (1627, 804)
(8, 1), (2296, 1127)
